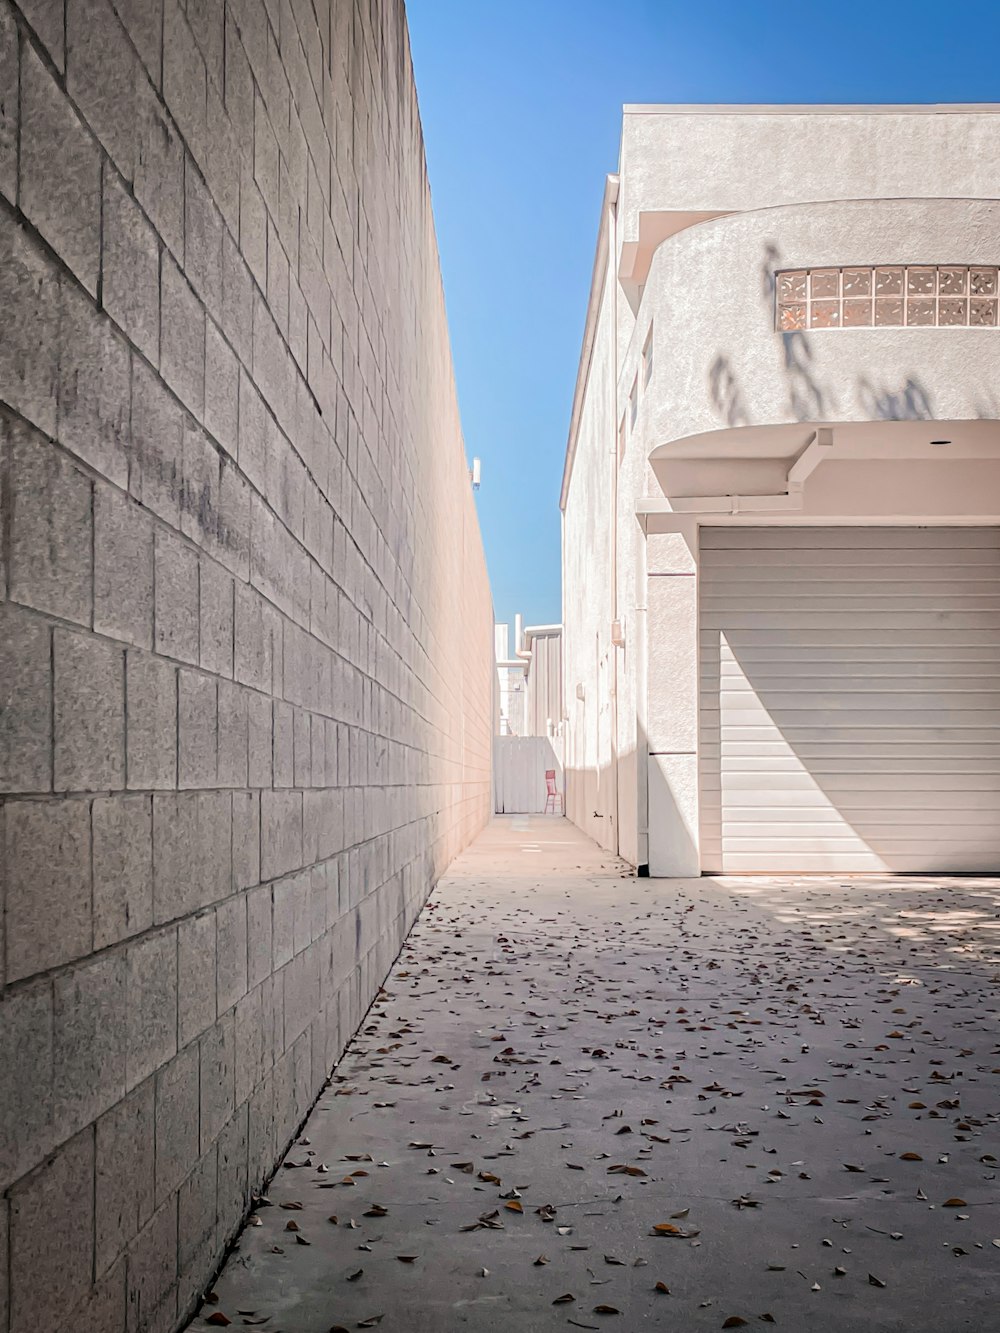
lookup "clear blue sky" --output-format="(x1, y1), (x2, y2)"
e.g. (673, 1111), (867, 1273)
(407, 0), (1000, 636)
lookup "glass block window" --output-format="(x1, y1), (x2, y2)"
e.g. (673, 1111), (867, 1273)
(776, 265), (999, 330)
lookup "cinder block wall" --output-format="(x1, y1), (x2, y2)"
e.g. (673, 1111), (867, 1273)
(0, 2), (493, 1329)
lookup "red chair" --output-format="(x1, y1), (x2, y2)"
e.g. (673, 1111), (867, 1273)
(544, 770), (563, 815)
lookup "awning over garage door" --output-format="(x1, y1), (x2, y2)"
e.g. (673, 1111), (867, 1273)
(699, 527), (1000, 873)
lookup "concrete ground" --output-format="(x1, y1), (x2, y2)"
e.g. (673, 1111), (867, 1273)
(188, 816), (1000, 1332)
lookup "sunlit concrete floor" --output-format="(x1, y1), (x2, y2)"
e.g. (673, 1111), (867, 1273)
(187, 815), (1000, 1332)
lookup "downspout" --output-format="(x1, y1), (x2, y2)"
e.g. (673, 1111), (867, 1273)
(608, 176), (621, 856)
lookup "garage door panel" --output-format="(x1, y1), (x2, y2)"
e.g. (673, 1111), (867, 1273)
(703, 527), (1000, 550)
(699, 526), (1000, 873)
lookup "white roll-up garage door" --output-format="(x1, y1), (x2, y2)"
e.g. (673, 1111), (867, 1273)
(699, 527), (1000, 873)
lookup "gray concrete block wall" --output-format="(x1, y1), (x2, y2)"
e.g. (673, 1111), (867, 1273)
(0, 1), (495, 1329)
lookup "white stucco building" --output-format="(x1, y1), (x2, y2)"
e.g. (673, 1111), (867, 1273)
(561, 105), (1000, 876)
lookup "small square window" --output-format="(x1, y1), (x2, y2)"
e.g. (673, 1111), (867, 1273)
(810, 269), (840, 299)
(939, 267), (967, 296)
(842, 268), (872, 297)
(778, 271), (807, 302)
(842, 299), (872, 327)
(875, 267), (904, 296)
(810, 300), (840, 328)
(907, 267), (936, 296)
(874, 297), (904, 326)
(906, 298), (935, 325)
(642, 327), (653, 386)
(778, 303), (807, 331)
(939, 298), (968, 325)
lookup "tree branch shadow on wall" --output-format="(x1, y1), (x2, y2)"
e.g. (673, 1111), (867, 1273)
(704, 242), (942, 432)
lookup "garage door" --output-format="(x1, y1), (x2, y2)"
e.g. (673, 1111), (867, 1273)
(699, 527), (1000, 873)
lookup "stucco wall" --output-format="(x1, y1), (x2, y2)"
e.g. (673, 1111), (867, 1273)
(631, 198), (1000, 453)
(0, 2), (493, 1331)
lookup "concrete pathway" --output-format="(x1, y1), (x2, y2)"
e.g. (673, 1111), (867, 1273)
(189, 816), (1000, 1332)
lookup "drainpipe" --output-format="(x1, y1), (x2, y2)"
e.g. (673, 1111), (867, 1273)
(608, 176), (621, 857)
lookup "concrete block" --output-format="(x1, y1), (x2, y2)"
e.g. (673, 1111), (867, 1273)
(92, 793), (154, 949)
(163, 0), (207, 167)
(9, 1131), (94, 1333)
(15, 0), (64, 68)
(216, 1100), (248, 1244)
(233, 789), (260, 891)
(179, 417), (221, 554)
(204, 322), (238, 458)
(126, 930), (178, 1089)
(0, 604), (52, 793)
(54, 628), (125, 792)
(184, 155), (222, 315)
(261, 789), (303, 881)
(8, 416), (92, 625)
(53, 952), (127, 1141)
(95, 1081), (155, 1275)
(217, 679), (248, 787)
(199, 559), (234, 679)
(0, 224), (59, 435)
(134, 79), (184, 258)
(66, 0), (138, 180)
(246, 883), (272, 989)
(101, 170), (160, 361)
(153, 1047), (198, 1216)
(130, 358), (183, 526)
(114, 0), (162, 86)
(125, 652), (177, 790)
(125, 1196), (177, 1333)
(20, 43), (100, 293)
(177, 1147), (216, 1277)
(152, 792), (197, 923)
(5, 797), (91, 981)
(160, 253), (205, 415)
(94, 483), (154, 649)
(216, 893), (248, 1015)
(272, 876), (294, 970)
(247, 691), (273, 787)
(293, 706), (312, 786)
(64, 1260), (127, 1333)
(58, 281), (131, 488)
(0, 1), (15, 201)
(177, 909), (216, 1046)
(221, 230), (253, 368)
(217, 456), (251, 579)
(178, 668), (217, 789)
(0, 980), (54, 1192)
(199, 1013), (235, 1152)
(154, 528), (199, 665)
(273, 699), (294, 787)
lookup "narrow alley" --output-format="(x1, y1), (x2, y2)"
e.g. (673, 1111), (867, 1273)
(188, 817), (1000, 1332)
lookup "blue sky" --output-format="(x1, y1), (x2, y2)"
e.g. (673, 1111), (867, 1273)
(406, 0), (1000, 636)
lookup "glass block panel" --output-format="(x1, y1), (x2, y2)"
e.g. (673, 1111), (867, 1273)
(906, 298), (935, 325)
(907, 266), (936, 295)
(874, 297), (904, 326)
(778, 303), (807, 331)
(810, 299), (840, 328)
(938, 298), (968, 325)
(777, 271), (807, 302)
(810, 269), (840, 298)
(875, 267), (904, 296)
(970, 298), (998, 326)
(842, 299), (873, 326)
(842, 267), (872, 296)
(939, 266), (967, 296)
(970, 267), (998, 296)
